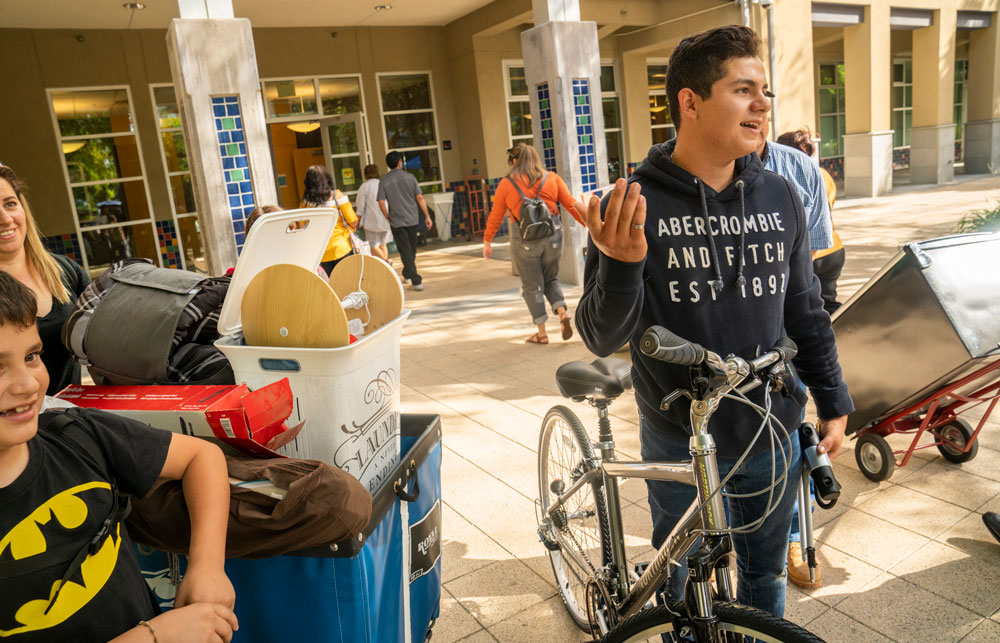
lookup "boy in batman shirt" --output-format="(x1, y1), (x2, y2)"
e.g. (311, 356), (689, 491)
(576, 26), (853, 617)
(0, 272), (238, 642)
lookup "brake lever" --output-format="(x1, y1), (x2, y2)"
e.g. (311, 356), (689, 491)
(659, 388), (692, 411)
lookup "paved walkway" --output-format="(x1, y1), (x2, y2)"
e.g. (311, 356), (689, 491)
(398, 174), (1000, 642)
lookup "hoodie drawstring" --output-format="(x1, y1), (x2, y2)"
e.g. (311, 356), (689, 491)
(696, 178), (725, 295)
(696, 178), (749, 294)
(735, 179), (747, 288)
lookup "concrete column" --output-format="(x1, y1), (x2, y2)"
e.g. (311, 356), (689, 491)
(909, 9), (957, 184)
(843, 4), (893, 197)
(621, 50), (653, 168)
(765, 0), (817, 136)
(167, 3), (277, 275)
(966, 15), (1000, 174)
(521, 17), (607, 286)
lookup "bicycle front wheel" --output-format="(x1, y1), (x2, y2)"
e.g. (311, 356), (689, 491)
(603, 601), (825, 643)
(538, 405), (611, 631)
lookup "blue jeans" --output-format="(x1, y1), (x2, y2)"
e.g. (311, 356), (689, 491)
(640, 420), (800, 618)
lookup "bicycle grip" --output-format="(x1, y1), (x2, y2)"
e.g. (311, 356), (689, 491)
(640, 326), (706, 365)
(774, 336), (798, 363)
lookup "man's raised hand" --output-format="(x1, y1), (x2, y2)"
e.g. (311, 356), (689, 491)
(585, 179), (647, 264)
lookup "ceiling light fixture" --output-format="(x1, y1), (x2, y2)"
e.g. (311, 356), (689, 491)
(374, 4), (392, 11)
(62, 141), (86, 154)
(123, 2), (146, 9)
(286, 122), (321, 133)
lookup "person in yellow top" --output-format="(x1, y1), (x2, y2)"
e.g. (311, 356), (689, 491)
(776, 130), (844, 315)
(302, 165), (358, 274)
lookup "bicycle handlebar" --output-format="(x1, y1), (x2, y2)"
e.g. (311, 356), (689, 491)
(639, 326), (706, 365)
(641, 325), (797, 374)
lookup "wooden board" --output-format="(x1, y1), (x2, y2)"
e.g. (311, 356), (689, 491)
(329, 254), (404, 332)
(242, 264), (350, 348)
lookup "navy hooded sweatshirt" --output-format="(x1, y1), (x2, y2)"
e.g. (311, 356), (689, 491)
(577, 141), (853, 458)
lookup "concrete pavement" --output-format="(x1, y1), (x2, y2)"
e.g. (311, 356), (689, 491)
(398, 173), (1000, 642)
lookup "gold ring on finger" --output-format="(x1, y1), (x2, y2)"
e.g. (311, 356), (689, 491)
(631, 224), (644, 230)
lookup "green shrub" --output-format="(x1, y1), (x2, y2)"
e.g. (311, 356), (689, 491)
(957, 201), (1000, 233)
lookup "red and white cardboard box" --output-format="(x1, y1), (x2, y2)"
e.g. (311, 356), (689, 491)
(56, 378), (303, 459)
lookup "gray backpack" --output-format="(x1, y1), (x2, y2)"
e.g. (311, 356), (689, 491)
(63, 259), (234, 386)
(507, 172), (555, 241)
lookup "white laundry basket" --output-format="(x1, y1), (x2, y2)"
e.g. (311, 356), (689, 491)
(215, 208), (407, 494)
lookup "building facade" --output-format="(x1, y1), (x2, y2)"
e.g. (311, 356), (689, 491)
(1, 0), (997, 276)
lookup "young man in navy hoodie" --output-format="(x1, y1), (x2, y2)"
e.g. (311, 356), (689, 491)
(576, 25), (853, 618)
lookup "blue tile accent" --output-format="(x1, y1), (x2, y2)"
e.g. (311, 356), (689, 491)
(572, 79), (598, 193)
(214, 94), (255, 253)
(536, 83), (556, 172)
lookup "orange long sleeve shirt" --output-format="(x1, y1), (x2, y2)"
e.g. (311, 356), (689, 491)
(484, 171), (585, 243)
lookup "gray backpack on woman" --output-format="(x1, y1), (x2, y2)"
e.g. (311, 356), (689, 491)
(506, 172), (554, 241)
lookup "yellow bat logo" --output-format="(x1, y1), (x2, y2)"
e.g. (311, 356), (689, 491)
(0, 482), (122, 636)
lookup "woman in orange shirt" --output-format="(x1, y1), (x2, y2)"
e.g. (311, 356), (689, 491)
(483, 143), (585, 344)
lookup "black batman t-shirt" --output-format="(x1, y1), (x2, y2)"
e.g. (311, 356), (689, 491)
(0, 409), (170, 641)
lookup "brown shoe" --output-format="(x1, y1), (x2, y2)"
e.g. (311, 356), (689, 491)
(787, 542), (822, 589)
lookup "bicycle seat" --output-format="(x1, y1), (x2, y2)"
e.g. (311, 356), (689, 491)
(555, 357), (632, 402)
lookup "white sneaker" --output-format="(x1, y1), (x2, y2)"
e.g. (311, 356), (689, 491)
(402, 278), (411, 285)
(409, 283), (424, 292)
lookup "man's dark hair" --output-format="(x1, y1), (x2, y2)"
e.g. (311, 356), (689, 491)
(666, 25), (761, 131)
(385, 151), (403, 169)
(0, 272), (37, 328)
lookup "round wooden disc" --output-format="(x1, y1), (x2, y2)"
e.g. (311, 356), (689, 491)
(329, 254), (404, 332)
(242, 264), (350, 348)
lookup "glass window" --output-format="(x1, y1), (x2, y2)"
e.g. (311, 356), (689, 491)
(649, 95), (671, 126)
(398, 148), (441, 184)
(152, 86), (181, 129)
(319, 77), (362, 116)
(263, 79), (318, 118)
(891, 60), (912, 150)
(51, 89), (134, 136)
(504, 64), (533, 145)
(51, 86), (159, 272)
(81, 221), (159, 274)
(379, 73), (443, 191)
(384, 112), (436, 148)
(508, 101), (532, 137)
(602, 63), (626, 183)
(600, 65), (616, 93)
(508, 66), (528, 97)
(647, 65), (667, 91)
(954, 59), (968, 151)
(151, 83), (200, 271)
(379, 74), (431, 112)
(816, 61), (846, 158)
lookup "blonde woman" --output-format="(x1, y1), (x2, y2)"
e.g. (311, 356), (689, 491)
(483, 143), (585, 344)
(0, 164), (90, 393)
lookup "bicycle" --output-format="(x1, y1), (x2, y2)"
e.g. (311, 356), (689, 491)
(536, 325), (825, 642)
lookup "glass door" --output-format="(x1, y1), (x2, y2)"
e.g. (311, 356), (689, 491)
(319, 112), (367, 197)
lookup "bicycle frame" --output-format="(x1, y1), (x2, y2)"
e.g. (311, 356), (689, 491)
(544, 394), (738, 625)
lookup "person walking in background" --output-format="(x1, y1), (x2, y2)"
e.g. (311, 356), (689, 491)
(381, 152), (432, 291)
(0, 164), (90, 395)
(777, 129), (844, 315)
(483, 143), (585, 344)
(302, 165), (358, 275)
(355, 164), (392, 262)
